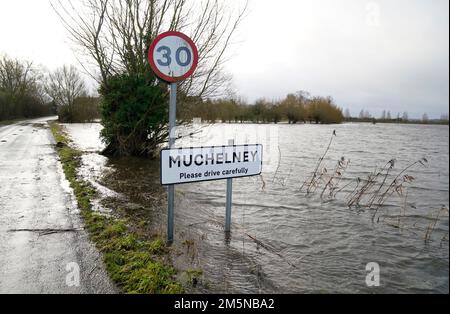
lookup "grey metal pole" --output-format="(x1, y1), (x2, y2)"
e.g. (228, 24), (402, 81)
(225, 139), (234, 233)
(167, 82), (177, 243)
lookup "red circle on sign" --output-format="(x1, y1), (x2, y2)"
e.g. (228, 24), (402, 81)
(148, 31), (199, 83)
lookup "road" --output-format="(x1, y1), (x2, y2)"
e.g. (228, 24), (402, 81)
(0, 118), (117, 294)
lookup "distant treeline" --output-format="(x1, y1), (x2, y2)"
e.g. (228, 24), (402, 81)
(0, 56), (53, 121)
(179, 92), (345, 124)
(345, 117), (449, 125)
(0, 55), (100, 123)
(344, 109), (449, 125)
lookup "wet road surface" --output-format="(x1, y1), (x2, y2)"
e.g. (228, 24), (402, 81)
(0, 118), (117, 294)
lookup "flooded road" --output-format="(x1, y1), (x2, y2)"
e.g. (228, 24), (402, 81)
(0, 118), (116, 294)
(65, 122), (449, 294)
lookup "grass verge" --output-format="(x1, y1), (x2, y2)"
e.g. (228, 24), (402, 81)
(50, 122), (183, 294)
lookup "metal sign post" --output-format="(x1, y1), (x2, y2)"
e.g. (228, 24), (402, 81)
(225, 139), (234, 233)
(167, 82), (177, 243)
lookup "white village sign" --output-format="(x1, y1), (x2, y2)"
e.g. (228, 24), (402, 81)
(161, 145), (263, 185)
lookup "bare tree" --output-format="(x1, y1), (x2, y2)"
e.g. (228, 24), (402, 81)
(45, 65), (87, 122)
(402, 111), (409, 122)
(359, 110), (371, 119)
(386, 111), (392, 120)
(0, 56), (39, 102)
(0, 55), (49, 120)
(344, 108), (351, 119)
(51, 0), (248, 98)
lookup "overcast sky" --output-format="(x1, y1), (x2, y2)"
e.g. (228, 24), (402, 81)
(0, 0), (448, 118)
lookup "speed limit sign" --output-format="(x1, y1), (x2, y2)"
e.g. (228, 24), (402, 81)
(148, 31), (199, 243)
(148, 31), (199, 82)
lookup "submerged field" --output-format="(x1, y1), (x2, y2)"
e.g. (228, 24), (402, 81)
(62, 122), (449, 294)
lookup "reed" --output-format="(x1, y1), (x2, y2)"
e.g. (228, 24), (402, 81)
(272, 146), (287, 186)
(297, 134), (447, 245)
(367, 160), (396, 208)
(320, 157), (350, 199)
(370, 158), (428, 221)
(300, 130), (336, 194)
(347, 168), (379, 208)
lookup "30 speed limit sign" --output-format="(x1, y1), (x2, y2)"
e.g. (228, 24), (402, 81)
(148, 31), (199, 243)
(148, 31), (199, 82)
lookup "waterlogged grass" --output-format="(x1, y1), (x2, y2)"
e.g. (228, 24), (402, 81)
(50, 122), (183, 294)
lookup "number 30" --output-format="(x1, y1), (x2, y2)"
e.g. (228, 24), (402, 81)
(157, 46), (192, 67)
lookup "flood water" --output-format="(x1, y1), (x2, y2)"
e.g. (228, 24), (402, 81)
(64, 122), (449, 294)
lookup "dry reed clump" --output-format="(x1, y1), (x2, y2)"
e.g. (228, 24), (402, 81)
(298, 131), (448, 243)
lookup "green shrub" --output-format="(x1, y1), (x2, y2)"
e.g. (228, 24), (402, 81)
(99, 73), (168, 157)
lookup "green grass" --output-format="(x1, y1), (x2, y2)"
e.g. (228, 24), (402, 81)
(50, 122), (183, 294)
